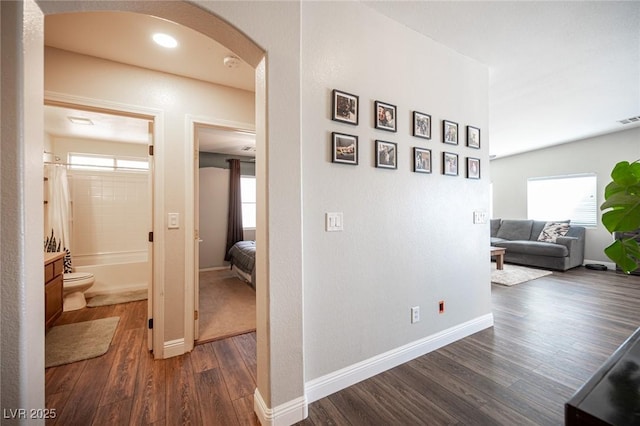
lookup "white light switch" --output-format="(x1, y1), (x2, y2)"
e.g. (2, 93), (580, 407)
(326, 212), (343, 232)
(473, 210), (487, 224)
(168, 213), (180, 229)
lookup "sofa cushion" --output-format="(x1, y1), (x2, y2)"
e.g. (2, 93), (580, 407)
(496, 220), (533, 241)
(537, 221), (570, 243)
(493, 240), (569, 257)
(490, 219), (501, 238)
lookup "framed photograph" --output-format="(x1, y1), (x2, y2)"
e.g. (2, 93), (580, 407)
(442, 120), (458, 145)
(375, 140), (397, 169)
(443, 152), (458, 176)
(467, 157), (481, 179)
(374, 101), (397, 132)
(332, 132), (358, 165)
(332, 90), (359, 125)
(413, 148), (432, 173)
(413, 111), (431, 139)
(467, 126), (480, 149)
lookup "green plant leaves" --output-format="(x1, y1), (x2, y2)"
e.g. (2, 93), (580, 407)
(604, 238), (640, 274)
(600, 159), (640, 273)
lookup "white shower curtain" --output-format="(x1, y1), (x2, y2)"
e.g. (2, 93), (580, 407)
(46, 164), (71, 256)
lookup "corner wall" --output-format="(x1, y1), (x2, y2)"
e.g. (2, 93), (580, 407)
(301, 1), (492, 389)
(491, 127), (640, 263)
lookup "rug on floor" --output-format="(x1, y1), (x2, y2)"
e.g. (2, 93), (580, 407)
(197, 269), (256, 343)
(87, 289), (147, 307)
(45, 316), (119, 368)
(491, 263), (553, 286)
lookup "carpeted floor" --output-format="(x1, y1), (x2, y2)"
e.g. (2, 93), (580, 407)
(491, 263), (553, 286)
(45, 316), (119, 368)
(197, 269), (256, 344)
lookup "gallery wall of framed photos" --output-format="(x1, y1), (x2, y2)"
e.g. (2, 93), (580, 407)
(329, 88), (483, 179)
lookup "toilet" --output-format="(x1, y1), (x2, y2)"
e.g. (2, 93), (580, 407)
(62, 272), (95, 311)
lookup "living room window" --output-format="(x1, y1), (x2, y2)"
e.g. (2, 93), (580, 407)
(527, 173), (597, 227)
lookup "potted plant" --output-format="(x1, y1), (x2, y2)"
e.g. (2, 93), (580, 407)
(600, 160), (640, 274)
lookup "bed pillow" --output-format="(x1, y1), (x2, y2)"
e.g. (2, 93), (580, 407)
(537, 221), (570, 243)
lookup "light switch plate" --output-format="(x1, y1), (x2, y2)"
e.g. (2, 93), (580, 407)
(168, 213), (180, 229)
(326, 212), (343, 232)
(473, 211), (487, 224)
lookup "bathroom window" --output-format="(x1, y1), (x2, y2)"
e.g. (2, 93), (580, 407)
(240, 176), (256, 229)
(68, 153), (148, 172)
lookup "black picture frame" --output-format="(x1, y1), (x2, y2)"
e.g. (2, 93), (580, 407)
(467, 126), (480, 149)
(374, 101), (397, 132)
(413, 111), (431, 139)
(443, 120), (458, 145)
(331, 132), (358, 165)
(332, 90), (359, 125)
(467, 157), (481, 179)
(443, 151), (458, 176)
(413, 148), (432, 173)
(375, 140), (397, 169)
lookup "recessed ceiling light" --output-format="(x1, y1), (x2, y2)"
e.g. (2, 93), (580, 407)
(68, 116), (93, 125)
(152, 33), (178, 49)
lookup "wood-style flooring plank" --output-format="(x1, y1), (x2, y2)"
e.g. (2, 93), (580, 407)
(130, 339), (166, 425)
(164, 355), (203, 426)
(212, 338), (256, 401)
(232, 394), (260, 426)
(194, 367), (240, 426)
(99, 327), (143, 406)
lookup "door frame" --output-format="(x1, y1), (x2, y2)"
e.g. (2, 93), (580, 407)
(184, 115), (255, 349)
(45, 91), (165, 357)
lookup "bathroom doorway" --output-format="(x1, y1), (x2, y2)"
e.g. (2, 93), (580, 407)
(43, 101), (156, 349)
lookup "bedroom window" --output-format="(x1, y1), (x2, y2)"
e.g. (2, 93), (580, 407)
(241, 176), (256, 229)
(527, 173), (597, 227)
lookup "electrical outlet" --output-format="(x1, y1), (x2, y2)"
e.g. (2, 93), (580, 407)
(411, 306), (420, 323)
(439, 300), (445, 314)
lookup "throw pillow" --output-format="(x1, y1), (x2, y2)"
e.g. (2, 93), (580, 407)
(537, 222), (570, 243)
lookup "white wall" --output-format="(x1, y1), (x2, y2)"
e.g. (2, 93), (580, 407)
(199, 167), (229, 269)
(301, 1), (492, 384)
(491, 127), (640, 263)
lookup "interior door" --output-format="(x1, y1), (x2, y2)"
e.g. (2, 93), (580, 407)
(147, 120), (154, 351)
(194, 131), (200, 340)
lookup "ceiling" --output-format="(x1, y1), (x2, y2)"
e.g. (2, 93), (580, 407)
(44, 4), (640, 159)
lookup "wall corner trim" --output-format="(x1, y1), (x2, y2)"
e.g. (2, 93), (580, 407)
(254, 388), (308, 426)
(163, 338), (185, 359)
(305, 313), (495, 403)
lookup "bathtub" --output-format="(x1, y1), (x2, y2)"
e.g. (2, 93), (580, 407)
(73, 251), (149, 296)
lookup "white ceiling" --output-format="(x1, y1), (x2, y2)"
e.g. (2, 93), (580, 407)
(44, 4), (640, 159)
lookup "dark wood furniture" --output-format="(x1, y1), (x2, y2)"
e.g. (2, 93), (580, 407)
(45, 252), (64, 329)
(565, 326), (640, 425)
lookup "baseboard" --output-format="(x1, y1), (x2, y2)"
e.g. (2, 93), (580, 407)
(305, 313), (494, 403)
(254, 388), (308, 426)
(163, 338), (186, 359)
(199, 266), (229, 272)
(583, 259), (616, 270)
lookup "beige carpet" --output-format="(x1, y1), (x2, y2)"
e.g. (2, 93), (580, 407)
(45, 317), (119, 368)
(197, 269), (256, 344)
(491, 263), (553, 286)
(87, 289), (147, 307)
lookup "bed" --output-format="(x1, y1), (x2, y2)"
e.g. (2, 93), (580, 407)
(227, 240), (256, 287)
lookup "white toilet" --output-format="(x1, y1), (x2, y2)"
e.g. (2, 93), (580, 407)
(62, 272), (95, 311)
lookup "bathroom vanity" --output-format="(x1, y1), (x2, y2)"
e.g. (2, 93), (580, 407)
(45, 252), (64, 329)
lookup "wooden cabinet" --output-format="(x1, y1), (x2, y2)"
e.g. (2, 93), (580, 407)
(45, 253), (64, 329)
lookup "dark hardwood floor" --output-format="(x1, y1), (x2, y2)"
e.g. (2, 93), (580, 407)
(45, 300), (259, 425)
(298, 267), (640, 426)
(45, 267), (640, 425)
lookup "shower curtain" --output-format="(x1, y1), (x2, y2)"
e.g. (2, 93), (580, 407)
(46, 164), (73, 273)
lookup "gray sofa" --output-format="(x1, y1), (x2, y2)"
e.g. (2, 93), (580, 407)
(491, 219), (585, 271)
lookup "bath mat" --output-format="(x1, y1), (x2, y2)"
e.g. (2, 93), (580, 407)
(87, 289), (147, 307)
(491, 263), (553, 286)
(45, 317), (119, 368)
